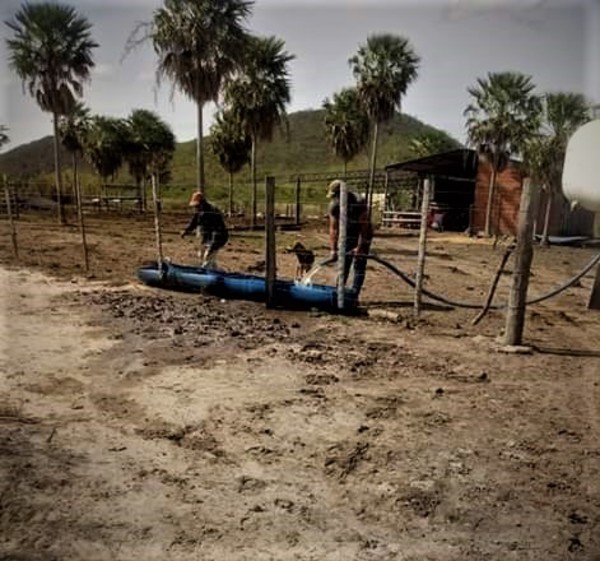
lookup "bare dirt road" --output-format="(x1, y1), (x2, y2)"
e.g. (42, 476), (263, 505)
(1, 212), (600, 560)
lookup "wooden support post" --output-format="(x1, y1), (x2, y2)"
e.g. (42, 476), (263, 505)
(295, 176), (301, 227)
(3, 175), (18, 259)
(265, 176), (277, 308)
(151, 173), (164, 270)
(383, 170), (390, 212)
(337, 181), (348, 311)
(414, 177), (431, 316)
(74, 167), (89, 272)
(504, 178), (536, 345)
(588, 263), (600, 310)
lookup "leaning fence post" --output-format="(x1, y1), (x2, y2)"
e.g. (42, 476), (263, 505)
(337, 181), (348, 311)
(265, 176), (277, 308)
(414, 176), (431, 316)
(504, 177), (536, 345)
(3, 175), (18, 259)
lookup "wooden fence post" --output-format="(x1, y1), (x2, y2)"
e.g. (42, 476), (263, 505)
(3, 175), (18, 259)
(151, 173), (164, 270)
(295, 176), (301, 227)
(265, 176), (277, 308)
(587, 263), (600, 310)
(74, 169), (89, 272)
(504, 178), (536, 345)
(337, 181), (348, 311)
(414, 177), (431, 316)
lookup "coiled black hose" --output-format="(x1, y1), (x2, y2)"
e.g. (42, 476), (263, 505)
(301, 252), (600, 310)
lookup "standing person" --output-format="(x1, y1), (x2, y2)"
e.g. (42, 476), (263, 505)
(181, 192), (229, 269)
(327, 179), (374, 297)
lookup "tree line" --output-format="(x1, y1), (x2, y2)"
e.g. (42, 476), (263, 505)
(2, 0), (593, 239)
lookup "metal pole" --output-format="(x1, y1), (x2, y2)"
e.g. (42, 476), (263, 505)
(337, 181), (348, 311)
(151, 173), (164, 270)
(265, 176), (277, 308)
(3, 175), (18, 259)
(414, 177), (431, 316)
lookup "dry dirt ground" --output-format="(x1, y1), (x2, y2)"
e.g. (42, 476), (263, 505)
(1, 210), (600, 561)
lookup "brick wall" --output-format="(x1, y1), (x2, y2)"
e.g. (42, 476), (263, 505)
(473, 161), (524, 236)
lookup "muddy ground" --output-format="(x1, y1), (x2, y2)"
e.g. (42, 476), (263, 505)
(1, 209), (599, 561)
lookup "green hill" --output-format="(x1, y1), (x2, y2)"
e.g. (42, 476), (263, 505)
(0, 108), (460, 204)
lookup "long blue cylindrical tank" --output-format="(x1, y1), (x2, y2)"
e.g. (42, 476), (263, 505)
(137, 261), (356, 312)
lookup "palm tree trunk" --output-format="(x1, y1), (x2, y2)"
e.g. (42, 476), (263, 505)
(228, 172), (234, 218)
(196, 101), (205, 194)
(251, 136), (257, 230)
(367, 121), (379, 220)
(52, 112), (65, 224)
(540, 188), (553, 247)
(484, 166), (497, 237)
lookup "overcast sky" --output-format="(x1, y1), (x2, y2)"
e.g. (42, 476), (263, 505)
(1, 0), (599, 151)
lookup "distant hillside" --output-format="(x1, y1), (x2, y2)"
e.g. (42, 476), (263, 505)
(0, 109), (461, 201)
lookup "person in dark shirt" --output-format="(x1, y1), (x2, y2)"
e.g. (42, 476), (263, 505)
(181, 192), (229, 269)
(327, 179), (373, 297)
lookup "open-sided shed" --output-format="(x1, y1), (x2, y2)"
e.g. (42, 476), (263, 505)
(386, 148), (596, 237)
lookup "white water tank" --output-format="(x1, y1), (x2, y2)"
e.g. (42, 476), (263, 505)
(562, 119), (600, 212)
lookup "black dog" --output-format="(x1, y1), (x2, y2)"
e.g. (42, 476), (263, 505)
(285, 241), (315, 279)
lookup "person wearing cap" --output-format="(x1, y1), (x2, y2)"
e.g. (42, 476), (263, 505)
(181, 191), (229, 269)
(327, 179), (373, 297)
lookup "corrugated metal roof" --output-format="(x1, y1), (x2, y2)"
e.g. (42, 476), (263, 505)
(385, 148), (479, 179)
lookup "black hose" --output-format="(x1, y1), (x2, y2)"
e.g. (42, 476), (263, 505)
(302, 252), (600, 310)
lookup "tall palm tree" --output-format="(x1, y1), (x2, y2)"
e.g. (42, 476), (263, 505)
(0, 125), (9, 149)
(464, 71), (541, 236)
(58, 102), (90, 269)
(209, 109), (251, 217)
(5, 2), (98, 224)
(83, 116), (132, 183)
(524, 92), (589, 246)
(322, 87), (369, 177)
(125, 109), (177, 210)
(349, 34), (420, 215)
(225, 35), (294, 228)
(129, 0), (253, 195)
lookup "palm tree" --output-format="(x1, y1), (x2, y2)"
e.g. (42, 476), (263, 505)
(349, 34), (420, 216)
(58, 102), (90, 269)
(128, 0), (253, 195)
(524, 92), (589, 246)
(322, 87), (369, 177)
(0, 125), (9, 149)
(209, 109), (251, 216)
(5, 2), (98, 224)
(225, 35), (294, 228)
(464, 71), (542, 236)
(125, 109), (177, 210)
(83, 116), (132, 183)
